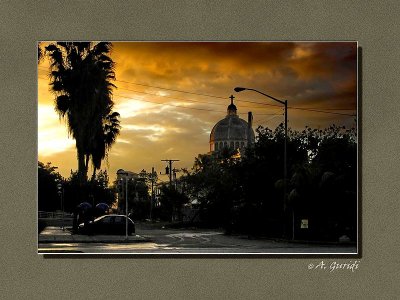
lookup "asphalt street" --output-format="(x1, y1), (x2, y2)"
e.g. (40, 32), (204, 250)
(39, 223), (357, 254)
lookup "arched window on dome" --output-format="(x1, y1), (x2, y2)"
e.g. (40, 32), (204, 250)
(224, 141), (227, 148)
(230, 141), (234, 149)
(235, 141), (239, 149)
(241, 141), (245, 148)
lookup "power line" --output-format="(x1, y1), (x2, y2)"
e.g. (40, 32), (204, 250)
(118, 79), (227, 99)
(118, 93), (356, 117)
(161, 159), (179, 188)
(38, 74), (282, 111)
(254, 114), (282, 125)
(116, 79), (291, 108)
(38, 74), (356, 116)
(115, 79), (356, 112)
(288, 106), (356, 116)
(38, 77), (281, 115)
(113, 94), (221, 113)
(117, 86), (283, 111)
(113, 94), (282, 115)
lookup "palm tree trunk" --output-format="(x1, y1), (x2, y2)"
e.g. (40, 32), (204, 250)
(77, 147), (87, 184)
(85, 154), (90, 175)
(91, 167), (97, 182)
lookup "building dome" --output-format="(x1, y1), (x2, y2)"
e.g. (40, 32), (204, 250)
(209, 95), (255, 153)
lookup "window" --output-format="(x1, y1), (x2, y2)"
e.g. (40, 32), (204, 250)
(115, 216), (125, 224)
(98, 216), (113, 224)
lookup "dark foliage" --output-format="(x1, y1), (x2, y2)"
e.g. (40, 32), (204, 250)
(38, 162), (63, 211)
(115, 178), (151, 221)
(156, 184), (190, 222)
(38, 162), (116, 213)
(180, 122), (357, 241)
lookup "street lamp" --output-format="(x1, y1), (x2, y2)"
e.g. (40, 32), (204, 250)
(234, 87), (290, 239)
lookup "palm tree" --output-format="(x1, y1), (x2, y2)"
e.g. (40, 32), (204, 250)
(89, 110), (121, 181)
(45, 42), (118, 183)
(38, 44), (43, 63)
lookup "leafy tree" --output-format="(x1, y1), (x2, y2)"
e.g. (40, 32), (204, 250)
(59, 169), (116, 213)
(310, 125), (357, 240)
(157, 184), (190, 222)
(38, 162), (63, 211)
(38, 44), (43, 63)
(114, 178), (151, 221)
(181, 122), (357, 240)
(181, 151), (240, 230)
(45, 42), (119, 183)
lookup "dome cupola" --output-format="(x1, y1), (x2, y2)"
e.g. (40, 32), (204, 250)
(209, 95), (255, 154)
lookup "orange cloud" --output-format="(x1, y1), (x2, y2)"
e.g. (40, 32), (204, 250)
(38, 41), (357, 182)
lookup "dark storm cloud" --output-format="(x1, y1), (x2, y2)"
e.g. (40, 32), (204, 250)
(113, 42), (357, 110)
(39, 41), (357, 181)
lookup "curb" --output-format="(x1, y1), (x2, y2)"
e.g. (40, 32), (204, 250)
(38, 235), (153, 244)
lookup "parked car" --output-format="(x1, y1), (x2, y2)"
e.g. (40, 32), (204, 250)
(78, 214), (135, 235)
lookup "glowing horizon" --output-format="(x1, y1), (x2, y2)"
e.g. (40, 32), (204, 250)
(38, 41), (357, 182)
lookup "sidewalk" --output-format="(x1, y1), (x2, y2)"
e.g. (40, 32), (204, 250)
(39, 226), (151, 243)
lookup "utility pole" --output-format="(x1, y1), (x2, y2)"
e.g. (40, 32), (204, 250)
(125, 177), (128, 240)
(161, 159), (179, 222)
(161, 159), (179, 188)
(234, 87), (290, 239)
(150, 167), (155, 221)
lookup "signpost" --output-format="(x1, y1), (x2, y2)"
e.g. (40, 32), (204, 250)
(301, 219), (308, 229)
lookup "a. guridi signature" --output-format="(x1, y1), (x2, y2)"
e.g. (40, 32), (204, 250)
(308, 260), (360, 272)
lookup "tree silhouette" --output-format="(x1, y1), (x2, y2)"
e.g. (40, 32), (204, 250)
(38, 162), (63, 211)
(38, 44), (43, 63)
(45, 42), (119, 183)
(181, 122), (357, 239)
(89, 110), (121, 181)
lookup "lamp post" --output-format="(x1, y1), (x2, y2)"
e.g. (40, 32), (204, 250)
(120, 177), (130, 240)
(56, 180), (64, 231)
(125, 177), (128, 240)
(234, 87), (290, 239)
(150, 167), (156, 221)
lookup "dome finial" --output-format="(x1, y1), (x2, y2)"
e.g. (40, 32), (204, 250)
(227, 95), (237, 115)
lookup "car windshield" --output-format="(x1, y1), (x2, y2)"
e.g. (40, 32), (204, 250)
(95, 216), (113, 223)
(94, 216), (107, 222)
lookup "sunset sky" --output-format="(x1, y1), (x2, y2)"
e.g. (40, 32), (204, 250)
(38, 42), (357, 183)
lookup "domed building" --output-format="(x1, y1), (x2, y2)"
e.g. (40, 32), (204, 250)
(209, 95), (255, 154)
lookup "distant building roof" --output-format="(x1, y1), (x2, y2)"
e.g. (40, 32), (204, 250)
(210, 115), (255, 143)
(209, 96), (255, 147)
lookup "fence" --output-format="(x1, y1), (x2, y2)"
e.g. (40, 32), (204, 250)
(38, 211), (73, 219)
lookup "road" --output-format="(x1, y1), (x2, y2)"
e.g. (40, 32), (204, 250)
(39, 223), (357, 254)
